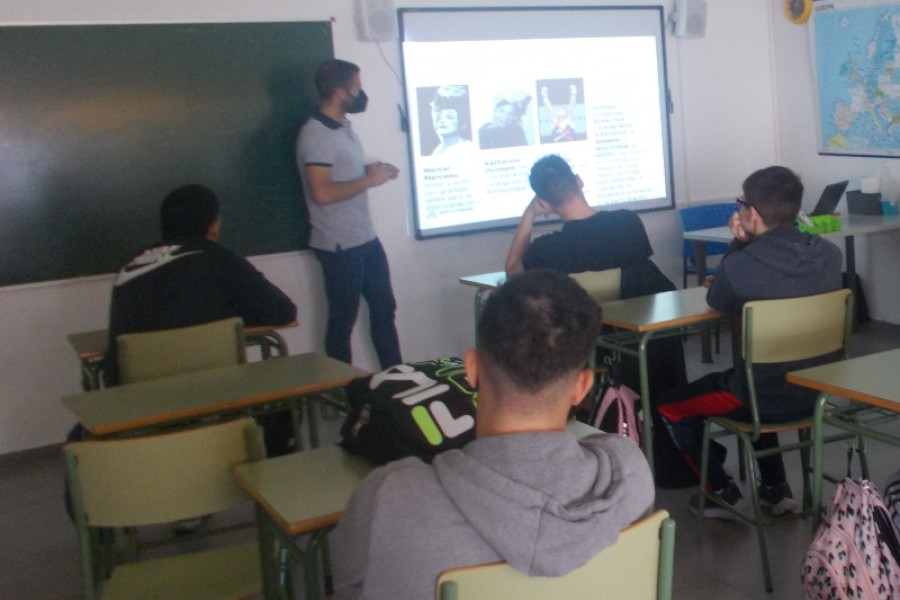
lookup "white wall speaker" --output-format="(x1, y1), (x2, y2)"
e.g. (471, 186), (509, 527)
(672, 0), (707, 39)
(355, 0), (397, 43)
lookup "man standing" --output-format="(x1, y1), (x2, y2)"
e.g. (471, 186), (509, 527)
(296, 59), (402, 369)
(657, 166), (844, 518)
(330, 270), (653, 600)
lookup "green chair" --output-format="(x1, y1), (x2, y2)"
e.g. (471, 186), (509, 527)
(436, 510), (675, 600)
(65, 417), (264, 600)
(697, 288), (857, 592)
(116, 317), (245, 384)
(569, 268), (621, 305)
(569, 268), (621, 413)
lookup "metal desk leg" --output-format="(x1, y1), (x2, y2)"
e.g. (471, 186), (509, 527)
(690, 240), (713, 363)
(255, 504), (290, 600)
(290, 399), (305, 452)
(811, 392), (829, 532)
(844, 235), (859, 331)
(638, 332), (655, 474)
(80, 358), (105, 391)
(305, 397), (321, 449)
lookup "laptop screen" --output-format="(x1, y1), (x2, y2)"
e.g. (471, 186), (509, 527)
(810, 181), (849, 216)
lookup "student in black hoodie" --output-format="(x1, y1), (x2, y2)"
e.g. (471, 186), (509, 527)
(658, 166), (843, 519)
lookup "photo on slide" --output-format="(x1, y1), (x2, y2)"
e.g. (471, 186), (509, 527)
(477, 89), (534, 150)
(416, 85), (474, 157)
(536, 78), (587, 144)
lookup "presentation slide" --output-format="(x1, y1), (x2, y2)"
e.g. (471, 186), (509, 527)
(399, 7), (674, 239)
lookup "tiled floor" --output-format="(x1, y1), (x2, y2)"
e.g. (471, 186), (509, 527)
(2, 320), (899, 600)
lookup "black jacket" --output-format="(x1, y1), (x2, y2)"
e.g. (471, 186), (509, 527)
(105, 237), (297, 384)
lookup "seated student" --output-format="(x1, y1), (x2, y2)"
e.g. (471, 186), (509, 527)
(105, 184), (297, 451)
(507, 154), (691, 488)
(657, 166), (843, 518)
(505, 154), (673, 297)
(330, 270), (654, 600)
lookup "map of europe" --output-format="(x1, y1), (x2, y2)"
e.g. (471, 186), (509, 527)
(815, 1), (900, 156)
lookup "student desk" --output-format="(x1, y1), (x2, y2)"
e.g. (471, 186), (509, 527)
(231, 420), (601, 600)
(786, 348), (900, 524)
(232, 444), (374, 600)
(66, 322), (298, 391)
(458, 270), (506, 325)
(62, 352), (367, 448)
(594, 287), (726, 472)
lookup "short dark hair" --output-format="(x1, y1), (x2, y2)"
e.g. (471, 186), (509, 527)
(742, 166), (803, 228)
(159, 184), (219, 240)
(529, 154), (579, 207)
(314, 59), (360, 99)
(477, 270), (602, 393)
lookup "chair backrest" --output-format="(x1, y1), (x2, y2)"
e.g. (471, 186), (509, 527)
(679, 202), (734, 258)
(569, 268), (621, 304)
(436, 510), (675, 600)
(64, 417), (261, 528)
(742, 289), (853, 365)
(116, 317), (245, 384)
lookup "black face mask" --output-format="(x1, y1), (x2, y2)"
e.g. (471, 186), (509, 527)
(344, 89), (368, 114)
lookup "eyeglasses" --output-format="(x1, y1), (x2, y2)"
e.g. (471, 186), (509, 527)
(735, 197), (752, 211)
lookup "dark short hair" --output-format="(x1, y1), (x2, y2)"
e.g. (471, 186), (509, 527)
(742, 166), (803, 228)
(529, 154), (579, 207)
(477, 270), (602, 393)
(159, 184), (219, 240)
(314, 59), (360, 99)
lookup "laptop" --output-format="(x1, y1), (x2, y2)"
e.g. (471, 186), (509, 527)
(810, 180), (849, 216)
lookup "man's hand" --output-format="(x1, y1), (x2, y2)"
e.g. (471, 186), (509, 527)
(366, 162), (399, 187)
(524, 195), (551, 221)
(728, 212), (751, 243)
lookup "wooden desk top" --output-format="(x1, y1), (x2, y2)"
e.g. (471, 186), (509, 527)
(458, 271), (505, 291)
(786, 348), (900, 412)
(683, 214), (900, 244)
(63, 352), (367, 436)
(66, 322), (299, 361)
(599, 287), (724, 332)
(232, 444), (374, 536)
(231, 420), (600, 537)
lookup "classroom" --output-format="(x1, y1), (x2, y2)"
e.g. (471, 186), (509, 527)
(3, 0), (900, 597)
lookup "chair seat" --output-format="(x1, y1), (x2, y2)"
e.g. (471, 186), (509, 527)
(712, 416), (813, 436)
(101, 541), (261, 600)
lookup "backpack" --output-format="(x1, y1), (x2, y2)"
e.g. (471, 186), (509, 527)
(801, 478), (900, 599)
(340, 358), (477, 465)
(591, 382), (643, 448)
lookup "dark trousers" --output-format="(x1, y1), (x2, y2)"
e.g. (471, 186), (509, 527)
(314, 238), (401, 369)
(657, 371), (786, 491)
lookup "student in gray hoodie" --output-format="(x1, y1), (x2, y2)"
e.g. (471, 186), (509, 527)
(330, 269), (654, 600)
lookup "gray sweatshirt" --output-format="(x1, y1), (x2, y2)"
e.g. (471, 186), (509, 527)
(330, 431), (654, 600)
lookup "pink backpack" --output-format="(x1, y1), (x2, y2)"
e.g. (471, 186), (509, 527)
(591, 383), (643, 448)
(802, 478), (900, 599)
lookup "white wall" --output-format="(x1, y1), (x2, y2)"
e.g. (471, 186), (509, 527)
(0, 0), (779, 453)
(769, 5), (900, 324)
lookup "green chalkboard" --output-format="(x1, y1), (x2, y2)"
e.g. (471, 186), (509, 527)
(0, 22), (333, 287)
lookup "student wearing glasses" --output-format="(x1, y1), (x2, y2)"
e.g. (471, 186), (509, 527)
(657, 166), (843, 519)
